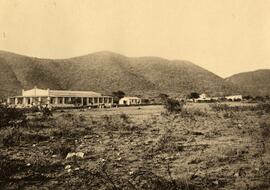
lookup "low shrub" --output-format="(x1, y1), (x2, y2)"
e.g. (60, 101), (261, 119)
(0, 105), (26, 128)
(78, 114), (86, 122)
(150, 129), (183, 154)
(99, 114), (139, 132)
(223, 111), (235, 118)
(41, 107), (53, 118)
(2, 127), (50, 146)
(260, 121), (270, 139)
(2, 127), (22, 146)
(211, 103), (270, 113)
(28, 106), (40, 113)
(119, 113), (130, 123)
(210, 104), (230, 112)
(189, 109), (208, 117)
(257, 103), (270, 113)
(51, 142), (75, 158)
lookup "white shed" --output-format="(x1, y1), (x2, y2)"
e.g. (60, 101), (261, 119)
(119, 97), (141, 105)
(225, 95), (243, 101)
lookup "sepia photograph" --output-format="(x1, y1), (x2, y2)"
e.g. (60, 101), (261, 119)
(0, 0), (270, 189)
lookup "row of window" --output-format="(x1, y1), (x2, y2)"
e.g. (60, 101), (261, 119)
(130, 99), (141, 103)
(9, 97), (113, 105)
(50, 97), (113, 104)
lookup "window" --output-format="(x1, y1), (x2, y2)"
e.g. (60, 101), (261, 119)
(99, 97), (103, 103)
(89, 97), (93, 104)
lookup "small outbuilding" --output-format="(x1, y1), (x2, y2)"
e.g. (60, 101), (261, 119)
(195, 93), (212, 102)
(225, 95), (243, 101)
(119, 97), (141, 105)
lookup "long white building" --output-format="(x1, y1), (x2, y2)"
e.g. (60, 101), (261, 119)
(7, 87), (113, 107)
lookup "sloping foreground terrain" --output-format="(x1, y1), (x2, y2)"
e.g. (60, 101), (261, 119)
(226, 69), (270, 96)
(0, 50), (240, 97)
(0, 104), (270, 189)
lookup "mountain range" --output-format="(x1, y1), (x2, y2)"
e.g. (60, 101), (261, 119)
(0, 50), (269, 98)
(226, 69), (270, 97)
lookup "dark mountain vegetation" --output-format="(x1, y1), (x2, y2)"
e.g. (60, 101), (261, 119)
(226, 69), (270, 96)
(0, 50), (247, 98)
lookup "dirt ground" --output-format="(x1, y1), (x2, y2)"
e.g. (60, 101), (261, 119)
(0, 103), (270, 190)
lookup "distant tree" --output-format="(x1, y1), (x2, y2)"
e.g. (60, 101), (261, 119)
(157, 94), (184, 113)
(112, 90), (125, 104)
(158, 93), (169, 102)
(164, 97), (184, 113)
(188, 92), (200, 99)
(243, 95), (252, 100)
(255, 96), (265, 102)
(141, 98), (150, 104)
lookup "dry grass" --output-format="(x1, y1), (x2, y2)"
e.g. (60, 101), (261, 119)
(0, 103), (270, 189)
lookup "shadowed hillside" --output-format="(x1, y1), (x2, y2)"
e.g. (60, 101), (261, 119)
(226, 69), (270, 96)
(0, 50), (241, 98)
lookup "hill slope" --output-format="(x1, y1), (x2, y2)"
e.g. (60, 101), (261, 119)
(0, 50), (240, 97)
(226, 69), (270, 96)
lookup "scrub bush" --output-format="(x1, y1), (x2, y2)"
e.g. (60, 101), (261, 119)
(0, 105), (26, 128)
(163, 98), (184, 113)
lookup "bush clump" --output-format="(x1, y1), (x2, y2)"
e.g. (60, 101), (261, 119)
(210, 104), (230, 112)
(211, 103), (270, 113)
(41, 106), (53, 118)
(260, 121), (270, 139)
(163, 98), (184, 113)
(0, 105), (26, 128)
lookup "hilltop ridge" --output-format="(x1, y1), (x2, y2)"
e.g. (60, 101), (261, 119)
(226, 69), (270, 96)
(0, 50), (243, 98)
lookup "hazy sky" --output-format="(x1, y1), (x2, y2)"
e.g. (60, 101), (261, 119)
(0, 0), (270, 77)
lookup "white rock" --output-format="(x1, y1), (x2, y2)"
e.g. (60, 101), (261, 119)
(116, 157), (122, 161)
(213, 180), (219, 185)
(76, 152), (84, 158)
(66, 153), (76, 159)
(101, 158), (106, 162)
(66, 152), (84, 159)
(65, 165), (71, 170)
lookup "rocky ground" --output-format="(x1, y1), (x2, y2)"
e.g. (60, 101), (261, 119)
(0, 104), (270, 190)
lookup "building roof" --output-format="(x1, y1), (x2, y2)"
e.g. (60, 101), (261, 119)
(49, 90), (101, 97)
(225, 95), (242, 98)
(19, 87), (103, 97)
(120, 96), (141, 100)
